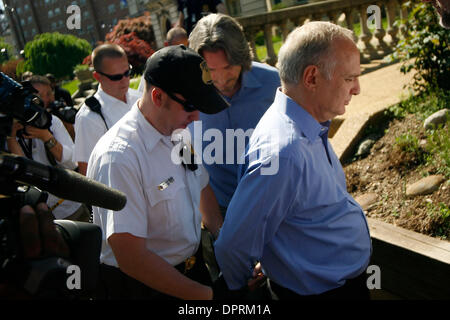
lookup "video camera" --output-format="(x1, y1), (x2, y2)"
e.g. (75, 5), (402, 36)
(0, 72), (126, 299)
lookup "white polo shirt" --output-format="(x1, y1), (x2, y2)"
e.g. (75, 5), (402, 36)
(18, 115), (81, 219)
(74, 86), (141, 163)
(87, 101), (209, 268)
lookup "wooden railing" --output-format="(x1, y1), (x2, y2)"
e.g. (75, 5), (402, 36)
(236, 0), (410, 65)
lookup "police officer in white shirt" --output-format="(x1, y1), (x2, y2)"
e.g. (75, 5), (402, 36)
(74, 43), (141, 175)
(87, 45), (227, 300)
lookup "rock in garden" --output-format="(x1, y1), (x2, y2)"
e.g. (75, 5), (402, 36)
(355, 193), (378, 211)
(424, 109), (449, 130)
(355, 137), (376, 157)
(406, 175), (446, 196)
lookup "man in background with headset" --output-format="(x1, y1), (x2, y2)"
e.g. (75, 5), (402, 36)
(74, 43), (140, 175)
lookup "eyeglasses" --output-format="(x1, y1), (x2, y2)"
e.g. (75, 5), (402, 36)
(96, 65), (132, 81)
(165, 91), (197, 113)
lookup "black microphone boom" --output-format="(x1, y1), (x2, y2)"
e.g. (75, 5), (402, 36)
(0, 153), (127, 211)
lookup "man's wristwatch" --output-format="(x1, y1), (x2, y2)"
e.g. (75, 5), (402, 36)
(44, 136), (57, 149)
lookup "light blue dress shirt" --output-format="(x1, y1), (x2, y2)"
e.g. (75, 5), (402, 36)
(190, 61), (280, 208)
(215, 89), (372, 295)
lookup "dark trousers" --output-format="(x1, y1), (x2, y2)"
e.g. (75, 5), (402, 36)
(269, 272), (370, 300)
(96, 245), (211, 300)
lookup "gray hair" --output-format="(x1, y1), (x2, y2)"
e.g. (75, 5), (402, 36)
(189, 13), (253, 72)
(277, 21), (355, 86)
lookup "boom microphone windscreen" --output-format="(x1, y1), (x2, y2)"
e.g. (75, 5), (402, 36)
(0, 154), (127, 211)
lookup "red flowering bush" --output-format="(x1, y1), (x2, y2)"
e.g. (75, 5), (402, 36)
(111, 32), (155, 75)
(106, 14), (156, 49)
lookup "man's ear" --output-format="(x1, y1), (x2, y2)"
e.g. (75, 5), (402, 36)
(92, 71), (101, 82)
(302, 65), (320, 91)
(151, 87), (164, 107)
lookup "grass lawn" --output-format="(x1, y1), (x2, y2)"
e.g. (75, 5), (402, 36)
(129, 76), (141, 90)
(61, 79), (80, 95)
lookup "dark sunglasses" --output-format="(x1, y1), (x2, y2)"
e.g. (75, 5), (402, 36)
(96, 65), (132, 81)
(165, 91), (197, 113)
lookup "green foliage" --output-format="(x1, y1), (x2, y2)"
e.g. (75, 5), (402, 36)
(387, 88), (450, 120)
(254, 30), (282, 46)
(0, 37), (13, 65)
(389, 2), (450, 91)
(271, 3), (287, 11)
(255, 35), (283, 62)
(426, 202), (450, 239)
(425, 124), (450, 178)
(15, 59), (27, 78)
(73, 64), (89, 72)
(129, 76), (141, 90)
(387, 89), (449, 178)
(395, 132), (421, 154)
(23, 32), (91, 79)
(61, 79), (80, 96)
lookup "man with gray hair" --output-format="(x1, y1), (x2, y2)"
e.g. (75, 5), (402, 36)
(215, 21), (372, 300)
(188, 13), (280, 214)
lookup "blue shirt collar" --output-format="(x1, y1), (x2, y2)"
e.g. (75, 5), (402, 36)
(241, 66), (262, 89)
(224, 64), (262, 103)
(274, 89), (330, 143)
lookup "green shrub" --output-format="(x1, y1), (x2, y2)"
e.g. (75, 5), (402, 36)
(395, 132), (421, 154)
(0, 37), (13, 65)
(73, 64), (90, 72)
(23, 32), (92, 79)
(389, 2), (450, 91)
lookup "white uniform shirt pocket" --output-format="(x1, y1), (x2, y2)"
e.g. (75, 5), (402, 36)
(145, 178), (191, 242)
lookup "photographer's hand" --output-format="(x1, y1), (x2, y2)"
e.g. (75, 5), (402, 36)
(0, 203), (70, 298)
(9, 121), (24, 138)
(19, 203), (70, 259)
(22, 126), (52, 142)
(23, 126), (63, 162)
(6, 122), (25, 157)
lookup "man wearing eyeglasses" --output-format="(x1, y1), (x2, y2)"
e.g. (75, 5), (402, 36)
(87, 45), (227, 299)
(74, 44), (141, 175)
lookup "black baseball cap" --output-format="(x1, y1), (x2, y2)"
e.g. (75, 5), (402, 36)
(143, 45), (229, 114)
